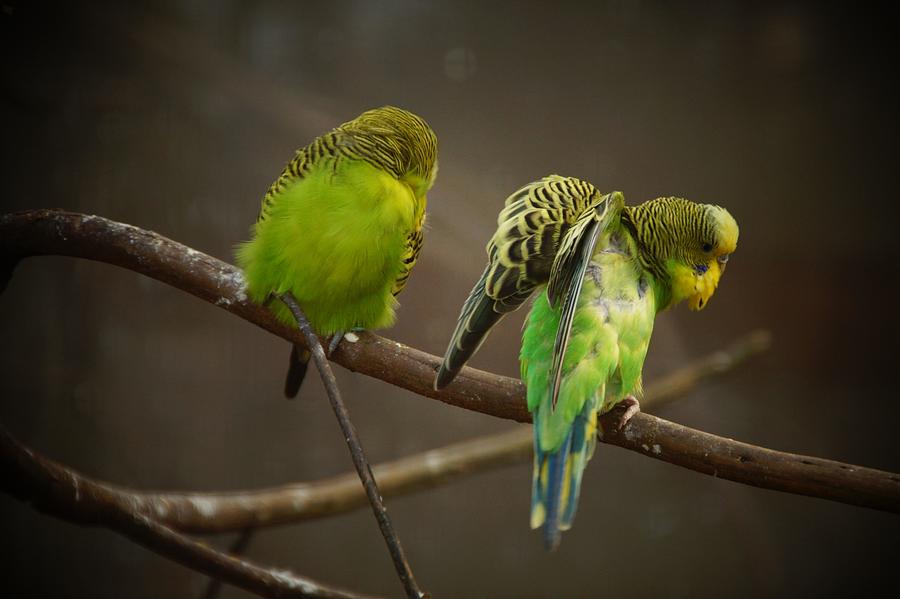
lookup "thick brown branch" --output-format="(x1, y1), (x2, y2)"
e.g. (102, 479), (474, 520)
(0, 430), (378, 599)
(599, 412), (900, 513)
(2, 209), (899, 514)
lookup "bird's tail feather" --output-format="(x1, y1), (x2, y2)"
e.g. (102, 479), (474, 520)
(530, 402), (598, 550)
(284, 343), (310, 398)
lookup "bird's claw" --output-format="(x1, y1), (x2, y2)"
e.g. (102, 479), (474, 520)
(326, 328), (364, 357)
(612, 395), (641, 432)
(327, 332), (345, 357)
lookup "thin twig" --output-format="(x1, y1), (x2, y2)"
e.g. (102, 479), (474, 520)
(0, 430), (378, 599)
(279, 293), (424, 599)
(1, 422), (530, 532)
(2, 210), (899, 515)
(202, 529), (255, 599)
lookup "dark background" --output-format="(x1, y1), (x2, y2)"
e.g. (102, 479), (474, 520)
(2, 1), (899, 597)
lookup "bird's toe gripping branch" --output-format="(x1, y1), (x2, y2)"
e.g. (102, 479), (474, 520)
(609, 395), (641, 433)
(327, 328), (365, 357)
(327, 332), (346, 356)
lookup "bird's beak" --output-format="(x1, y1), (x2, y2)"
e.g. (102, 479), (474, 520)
(688, 292), (707, 311)
(688, 260), (722, 311)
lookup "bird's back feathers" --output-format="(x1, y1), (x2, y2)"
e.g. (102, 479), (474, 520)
(546, 192), (624, 410)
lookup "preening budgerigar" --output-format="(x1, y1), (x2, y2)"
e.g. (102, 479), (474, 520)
(435, 175), (738, 549)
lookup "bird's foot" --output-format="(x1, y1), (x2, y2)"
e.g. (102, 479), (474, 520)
(327, 332), (345, 356)
(611, 395), (641, 432)
(326, 328), (365, 356)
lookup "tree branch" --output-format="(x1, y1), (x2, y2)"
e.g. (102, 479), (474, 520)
(599, 412), (900, 513)
(0, 421), (531, 534)
(0, 430), (378, 599)
(202, 529), (255, 599)
(278, 293), (424, 599)
(0, 332), (770, 536)
(2, 209), (899, 514)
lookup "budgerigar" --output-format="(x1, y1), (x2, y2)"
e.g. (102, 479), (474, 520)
(237, 106), (438, 397)
(435, 175), (738, 549)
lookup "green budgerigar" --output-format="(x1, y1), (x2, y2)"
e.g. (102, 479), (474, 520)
(237, 106), (438, 396)
(435, 175), (738, 549)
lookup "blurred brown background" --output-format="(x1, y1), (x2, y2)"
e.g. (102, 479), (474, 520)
(2, 1), (899, 597)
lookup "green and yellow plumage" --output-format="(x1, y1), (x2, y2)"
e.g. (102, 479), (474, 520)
(237, 106), (437, 395)
(435, 175), (738, 549)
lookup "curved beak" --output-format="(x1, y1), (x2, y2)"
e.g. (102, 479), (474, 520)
(688, 260), (723, 311)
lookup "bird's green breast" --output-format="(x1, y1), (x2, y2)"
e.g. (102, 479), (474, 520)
(522, 229), (656, 452)
(236, 158), (420, 334)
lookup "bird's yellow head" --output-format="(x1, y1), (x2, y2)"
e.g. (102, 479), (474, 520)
(626, 198), (738, 311)
(673, 204), (738, 310)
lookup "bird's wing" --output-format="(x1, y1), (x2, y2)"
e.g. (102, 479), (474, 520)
(256, 131), (344, 223)
(435, 175), (605, 389)
(545, 191), (623, 410)
(392, 219), (425, 297)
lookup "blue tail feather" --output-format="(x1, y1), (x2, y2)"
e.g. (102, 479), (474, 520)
(531, 401), (598, 550)
(543, 427), (572, 550)
(561, 406), (596, 527)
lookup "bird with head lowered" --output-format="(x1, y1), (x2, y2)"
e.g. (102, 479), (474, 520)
(435, 175), (738, 549)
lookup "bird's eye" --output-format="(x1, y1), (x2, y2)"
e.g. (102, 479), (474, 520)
(717, 254), (730, 264)
(701, 242), (713, 253)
